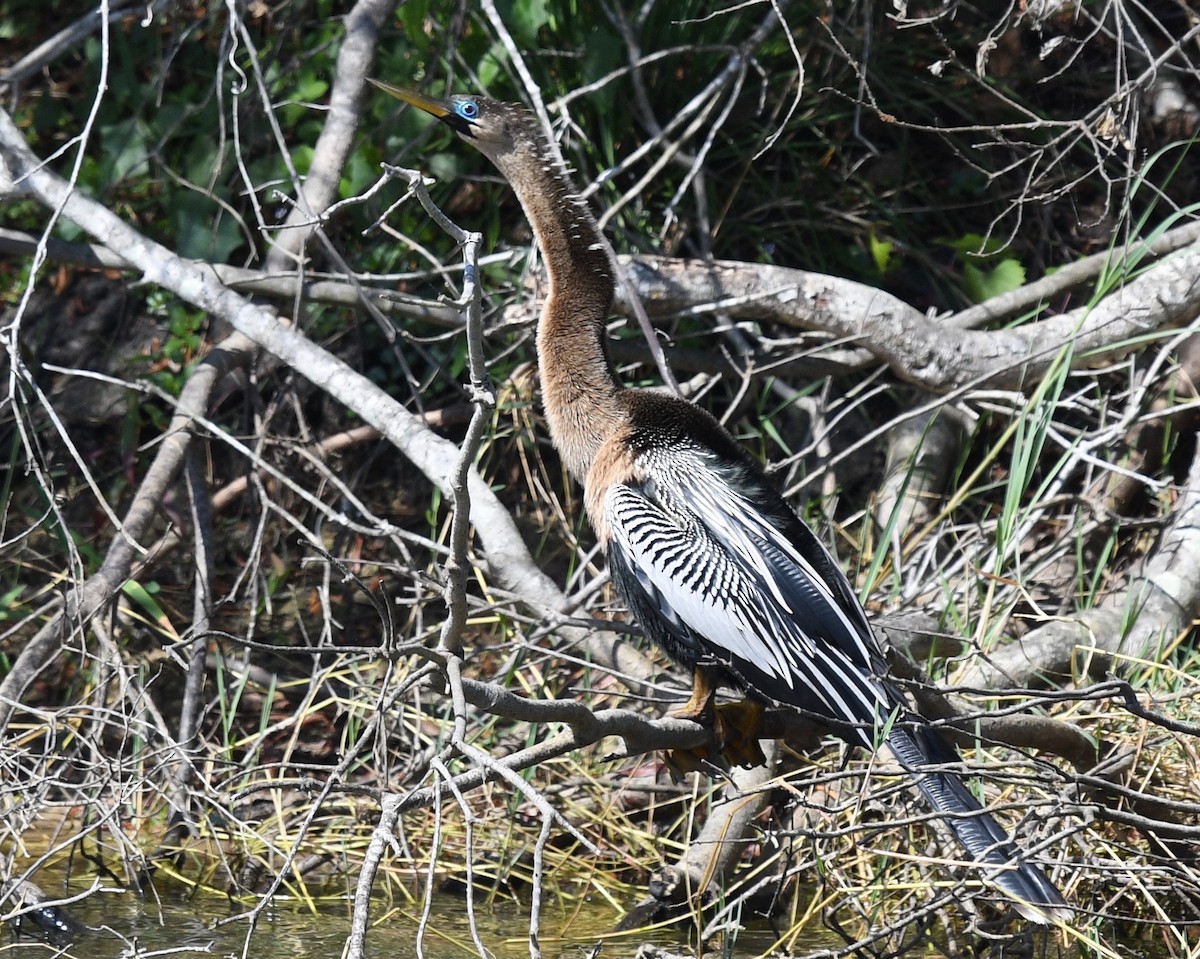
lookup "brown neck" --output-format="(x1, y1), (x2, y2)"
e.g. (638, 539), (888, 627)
(489, 141), (623, 484)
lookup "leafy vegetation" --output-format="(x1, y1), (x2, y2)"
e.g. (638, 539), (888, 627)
(2, 1), (1200, 957)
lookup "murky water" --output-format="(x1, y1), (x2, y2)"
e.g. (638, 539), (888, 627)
(9, 874), (1180, 959)
(2, 880), (832, 959)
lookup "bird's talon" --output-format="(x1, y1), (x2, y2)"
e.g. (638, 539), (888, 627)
(663, 745), (728, 780)
(713, 700), (766, 768)
(666, 682), (765, 771)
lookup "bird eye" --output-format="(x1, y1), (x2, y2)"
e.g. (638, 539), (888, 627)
(457, 100), (479, 121)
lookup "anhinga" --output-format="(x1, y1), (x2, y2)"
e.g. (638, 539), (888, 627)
(373, 80), (1070, 924)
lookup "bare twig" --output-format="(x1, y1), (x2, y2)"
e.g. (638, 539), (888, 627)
(0, 1), (168, 89)
(956, 431), (1200, 688)
(624, 246), (1200, 393)
(0, 0), (398, 732)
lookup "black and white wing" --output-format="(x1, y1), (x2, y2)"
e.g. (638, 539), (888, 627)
(604, 451), (1071, 920)
(604, 450), (894, 745)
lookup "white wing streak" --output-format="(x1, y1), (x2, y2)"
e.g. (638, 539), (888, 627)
(606, 468), (890, 743)
(603, 449), (1068, 919)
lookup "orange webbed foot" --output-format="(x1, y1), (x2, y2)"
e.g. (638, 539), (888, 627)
(664, 668), (766, 772)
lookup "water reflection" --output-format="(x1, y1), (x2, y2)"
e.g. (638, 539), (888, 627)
(5, 843), (871, 959)
(4, 885), (801, 959)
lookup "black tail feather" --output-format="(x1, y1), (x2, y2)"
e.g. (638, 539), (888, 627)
(886, 724), (1069, 924)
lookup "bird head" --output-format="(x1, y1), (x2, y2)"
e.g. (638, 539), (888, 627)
(369, 80), (534, 164)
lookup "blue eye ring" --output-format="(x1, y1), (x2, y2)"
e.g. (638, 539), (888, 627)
(456, 100), (479, 121)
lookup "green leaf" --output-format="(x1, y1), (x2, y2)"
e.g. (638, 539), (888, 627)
(939, 232), (1005, 257)
(477, 47), (504, 89)
(122, 579), (180, 640)
(172, 190), (244, 262)
(983, 258), (1026, 296)
(868, 230), (895, 276)
(99, 117), (150, 184)
(963, 257), (1025, 303)
(293, 143), (316, 175)
(0, 585), (24, 623)
(500, 0), (550, 42)
(295, 74), (329, 103)
(340, 149), (378, 199)
(399, 0), (431, 50)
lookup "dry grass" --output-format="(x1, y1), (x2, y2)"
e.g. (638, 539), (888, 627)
(4, 5), (1200, 956)
(5, 393), (1200, 955)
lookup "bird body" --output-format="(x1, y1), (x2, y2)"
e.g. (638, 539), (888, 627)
(373, 80), (1069, 924)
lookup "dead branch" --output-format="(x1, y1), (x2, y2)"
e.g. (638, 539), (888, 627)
(956, 430), (1200, 689)
(8, 218), (1200, 400)
(642, 748), (779, 914)
(871, 409), (964, 543)
(0, 0), (398, 732)
(625, 246), (1200, 393)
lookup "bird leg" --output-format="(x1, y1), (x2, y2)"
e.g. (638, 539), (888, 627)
(669, 665), (720, 726)
(663, 667), (720, 774)
(666, 667), (766, 771)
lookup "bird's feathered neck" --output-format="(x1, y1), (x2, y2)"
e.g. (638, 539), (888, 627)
(484, 109), (624, 483)
(481, 114), (613, 282)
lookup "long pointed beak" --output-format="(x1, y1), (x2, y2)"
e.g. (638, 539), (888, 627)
(368, 79), (452, 120)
